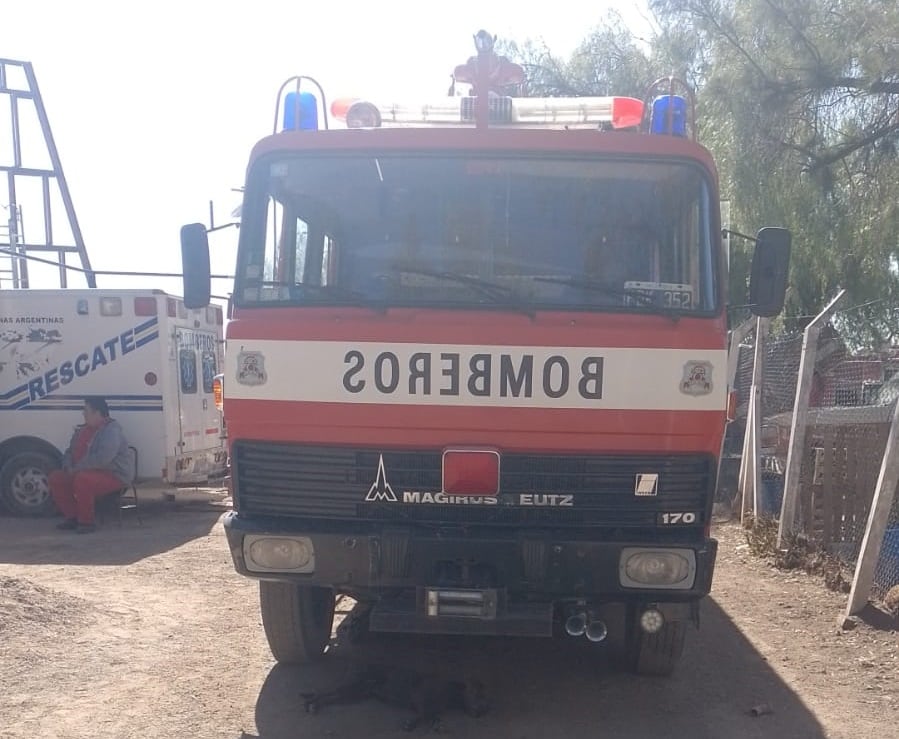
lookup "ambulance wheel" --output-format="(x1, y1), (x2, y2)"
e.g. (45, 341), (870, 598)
(0, 450), (58, 517)
(259, 582), (335, 664)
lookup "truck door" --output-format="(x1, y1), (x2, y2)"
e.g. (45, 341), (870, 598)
(175, 328), (222, 466)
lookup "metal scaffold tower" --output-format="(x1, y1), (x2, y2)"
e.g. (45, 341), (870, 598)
(0, 57), (96, 288)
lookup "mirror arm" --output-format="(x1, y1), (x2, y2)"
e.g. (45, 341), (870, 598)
(208, 222), (240, 234)
(721, 228), (757, 244)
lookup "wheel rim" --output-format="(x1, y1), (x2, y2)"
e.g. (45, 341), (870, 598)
(10, 466), (50, 508)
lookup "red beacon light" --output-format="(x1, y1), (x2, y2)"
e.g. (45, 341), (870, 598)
(331, 97), (382, 128)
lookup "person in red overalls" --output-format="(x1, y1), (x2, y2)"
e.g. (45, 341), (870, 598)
(48, 397), (135, 534)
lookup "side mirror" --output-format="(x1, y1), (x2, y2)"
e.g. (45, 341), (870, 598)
(180, 223), (211, 309)
(749, 227), (791, 317)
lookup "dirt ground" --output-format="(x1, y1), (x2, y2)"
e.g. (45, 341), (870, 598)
(1, 500), (897, 739)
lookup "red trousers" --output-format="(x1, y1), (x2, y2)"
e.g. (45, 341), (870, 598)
(48, 469), (124, 525)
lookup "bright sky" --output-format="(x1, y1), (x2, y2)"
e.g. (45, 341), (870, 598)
(1, 0), (651, 299)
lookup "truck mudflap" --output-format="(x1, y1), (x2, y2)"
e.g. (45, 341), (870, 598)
(223, 512), (716, 637)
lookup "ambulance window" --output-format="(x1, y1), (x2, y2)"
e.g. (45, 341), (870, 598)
(201, 351), (217, 394)
(179, 349), (198, 394)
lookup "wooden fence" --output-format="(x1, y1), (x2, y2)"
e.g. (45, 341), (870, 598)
(797, 422), (891, 551)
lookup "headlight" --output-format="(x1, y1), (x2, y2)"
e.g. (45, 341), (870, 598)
(244, 535), (314, 573)
(619, 548), (696, 589)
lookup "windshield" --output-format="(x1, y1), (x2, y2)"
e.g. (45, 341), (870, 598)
(235, 154), (718, 314)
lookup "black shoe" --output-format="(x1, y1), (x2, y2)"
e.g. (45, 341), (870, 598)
(56, 519), (78, 530)
(76, 523), (96, 534)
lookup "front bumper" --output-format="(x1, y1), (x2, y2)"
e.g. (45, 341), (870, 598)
(223, 512), (717, 601)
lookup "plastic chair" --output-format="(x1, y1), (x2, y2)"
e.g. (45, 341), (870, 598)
(98, 446), (142, 526)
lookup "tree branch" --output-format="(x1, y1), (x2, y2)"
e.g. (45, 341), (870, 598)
(811, 119), (899, 170)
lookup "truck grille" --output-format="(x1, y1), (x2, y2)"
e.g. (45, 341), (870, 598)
(232, 442), (713, 527)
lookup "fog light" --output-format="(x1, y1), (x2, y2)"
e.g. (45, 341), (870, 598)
(244, 535), (314, 573)
(640, 608), (665, 634)
(620, 548), (696, 589)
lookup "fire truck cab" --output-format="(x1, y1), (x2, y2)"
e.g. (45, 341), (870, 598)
(181, 34), (790, 676)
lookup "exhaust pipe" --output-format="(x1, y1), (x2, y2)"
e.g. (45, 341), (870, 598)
(585, 619), (608, 643)
(565, 612), (587, 637)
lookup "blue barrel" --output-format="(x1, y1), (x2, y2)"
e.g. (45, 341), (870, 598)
(874, 526), (899, 590)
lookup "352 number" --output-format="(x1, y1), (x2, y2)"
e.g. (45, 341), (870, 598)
(660, 512), (698, 525)
(663, 291), (693, 309)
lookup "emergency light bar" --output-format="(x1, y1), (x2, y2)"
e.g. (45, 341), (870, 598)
(273, 33), (695, 137)
(329, 95), (644, 130)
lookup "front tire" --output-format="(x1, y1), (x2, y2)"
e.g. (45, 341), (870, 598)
(0, 450), (58, 517)
(259, 582), (335, 664)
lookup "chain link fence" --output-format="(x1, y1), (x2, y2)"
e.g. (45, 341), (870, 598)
(734, 311), (899, 604)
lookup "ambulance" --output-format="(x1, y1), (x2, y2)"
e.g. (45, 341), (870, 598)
(0, 288), (227, 515)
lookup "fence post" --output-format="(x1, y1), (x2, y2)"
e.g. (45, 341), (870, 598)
(739, 399), (753, 515)
(740, 317), (767, 522)
(777, 290), (847, 548)
(726, 319), (755, 508)
(752, 320), (767, 517)
(845, 397), (899, 617)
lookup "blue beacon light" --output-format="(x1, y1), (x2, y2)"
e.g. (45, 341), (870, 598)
(650, 94), (687, 137)
(282, 91), (319, 131)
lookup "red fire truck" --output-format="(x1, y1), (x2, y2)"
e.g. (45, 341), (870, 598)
(180, 33), (790, 676)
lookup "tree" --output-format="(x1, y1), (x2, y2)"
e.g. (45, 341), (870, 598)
(651, 0), (899, 345)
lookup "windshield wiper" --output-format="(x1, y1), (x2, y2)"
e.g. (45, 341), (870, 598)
(388, 267), (536, 317)
(389, 267), (511, 298)
(529, 276), (658, 307)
